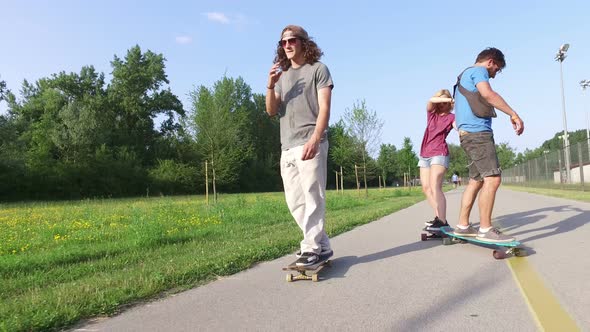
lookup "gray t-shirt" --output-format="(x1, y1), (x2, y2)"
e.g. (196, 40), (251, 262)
(275, 61), (333, 150)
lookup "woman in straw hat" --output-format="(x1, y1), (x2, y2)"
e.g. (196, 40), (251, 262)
(419, 89), (456, 231)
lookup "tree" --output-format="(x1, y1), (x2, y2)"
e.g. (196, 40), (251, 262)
(342, 99), (383, 159)
(0, 77), (6, 101)
(512, 129), (588, 164)
(237, 93), (282, 192)
(341, 99), (383, 194)
(0, 76), (26, 199)
(188, 76), (254, 192)
(448, 143), (468, 179)
(108, 45), (184, 164)
(0, 46), (186, 199)
(46, 67), (109, 164)
(397, 137), (418, 185)
(330, 120), (355, 162)
(377, 143), (397, 186)
(496, 142), (516, 170)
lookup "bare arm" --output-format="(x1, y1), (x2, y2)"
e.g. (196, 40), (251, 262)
(427, 92), (453, 112)
(426, 101), (436, 112)
(265, 63), (282, 116)
(476, 81), (524, 135)
(301, 86), (332, 160)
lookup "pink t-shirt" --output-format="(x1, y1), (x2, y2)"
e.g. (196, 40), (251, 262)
(420, 111), (455, 157)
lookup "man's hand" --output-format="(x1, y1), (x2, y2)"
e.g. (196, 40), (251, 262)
(268, 63), (282, 88)
(511, 115), (524, 136)
(301, 137), (320, 161)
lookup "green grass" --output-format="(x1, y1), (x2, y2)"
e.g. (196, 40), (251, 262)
(0, 188), (424, 331)
(503, 184), (590, 202)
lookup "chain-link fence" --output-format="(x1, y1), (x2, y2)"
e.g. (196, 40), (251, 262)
(502, 139), (590, 190)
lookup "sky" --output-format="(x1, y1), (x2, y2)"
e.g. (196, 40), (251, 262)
(1, 0), (590, 155)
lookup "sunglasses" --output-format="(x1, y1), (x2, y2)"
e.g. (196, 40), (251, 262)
(493, 61), (503, 74)
(279, 37), (299, 47)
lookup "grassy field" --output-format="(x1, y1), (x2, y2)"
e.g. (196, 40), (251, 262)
(0, 187), (424, 331)
(504, 185), (590, 203)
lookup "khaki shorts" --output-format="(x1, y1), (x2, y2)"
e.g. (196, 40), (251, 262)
(459, 131), (501, 181)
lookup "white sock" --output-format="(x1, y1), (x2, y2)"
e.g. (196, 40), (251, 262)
(457, 224), (469, 230)
(479, 227), (492, 233)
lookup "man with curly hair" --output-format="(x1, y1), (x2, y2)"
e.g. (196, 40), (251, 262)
(265, 25), (334, 266)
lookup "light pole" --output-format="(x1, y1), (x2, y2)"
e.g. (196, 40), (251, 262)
(555, 43), (571, 183)
(581, 79), (590, 160)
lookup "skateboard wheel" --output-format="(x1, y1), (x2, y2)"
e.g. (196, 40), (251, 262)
(442, 238), (452, 245)
(312, 274), (319, 282)
(421, 233), (427, 241)
(514, 248), (527, 257)
(493, 250), (506, 260)
(286, 274), (293, 282)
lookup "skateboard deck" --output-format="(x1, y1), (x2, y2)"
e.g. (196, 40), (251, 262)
(421, 226), (445, 241)
(282, 256), (331, 282)
(440, 226), (526, 259)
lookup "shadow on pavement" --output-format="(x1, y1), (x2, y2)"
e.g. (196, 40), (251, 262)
(322, 240), (440, 279)
(495, 205), (590, 243)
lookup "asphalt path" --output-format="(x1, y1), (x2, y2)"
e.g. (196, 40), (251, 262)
(75, 188), (589, 332)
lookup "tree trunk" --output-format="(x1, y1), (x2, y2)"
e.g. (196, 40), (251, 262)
(205, 160), (209, 205)
(340, 166), (344, 193)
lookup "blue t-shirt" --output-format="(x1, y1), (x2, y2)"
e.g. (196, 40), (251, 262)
(455, 66), (493, 132)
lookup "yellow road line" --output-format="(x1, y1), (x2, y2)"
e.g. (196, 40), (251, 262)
(507, 257), (580, 331)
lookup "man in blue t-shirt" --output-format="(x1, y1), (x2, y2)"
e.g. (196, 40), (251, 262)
(452, 47), (524, 243)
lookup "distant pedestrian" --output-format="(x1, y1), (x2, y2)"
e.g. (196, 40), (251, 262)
(265, 25), (334, 266)
(452, 172), (459, 189)
(419, 89), (457, 231)
(453, 47), (524, 243)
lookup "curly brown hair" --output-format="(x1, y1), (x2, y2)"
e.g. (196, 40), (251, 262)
(273, 25), (324, 70)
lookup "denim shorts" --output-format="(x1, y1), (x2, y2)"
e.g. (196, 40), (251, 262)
(418, 155), (450, 168)
(459, 131), (501, 181)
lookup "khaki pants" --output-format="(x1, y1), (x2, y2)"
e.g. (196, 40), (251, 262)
(280, 141), (331, 254)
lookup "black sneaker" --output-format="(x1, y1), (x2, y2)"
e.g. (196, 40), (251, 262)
(424, 217), (437, 227)
(319, 249), (334, 260)
(426, 217), (449, 231)
(296, 248), (333, 258)
(295, 252), (320, 266)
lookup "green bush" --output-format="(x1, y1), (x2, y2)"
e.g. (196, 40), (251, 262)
(148, 159), (198, 195)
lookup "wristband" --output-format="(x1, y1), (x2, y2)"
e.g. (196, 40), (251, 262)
(267, 86), (275, 90)
(511, 115), (519, 120)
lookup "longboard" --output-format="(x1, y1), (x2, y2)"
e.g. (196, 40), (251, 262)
(421, 226), (445, 241)
(440, 226), (526, 259)
(282, 256), (331, 282)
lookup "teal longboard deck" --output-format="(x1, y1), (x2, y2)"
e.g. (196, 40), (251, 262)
(440, 226), (526, 259)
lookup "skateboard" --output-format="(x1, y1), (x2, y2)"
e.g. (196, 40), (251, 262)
(440, 226), (526, 260)
(421, 226), (446, 241)
(282, 255), (331, 282)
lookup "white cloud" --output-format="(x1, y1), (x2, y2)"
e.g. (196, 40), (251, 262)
(204, 12), (230, 24)
(175, 36), (193, 45)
